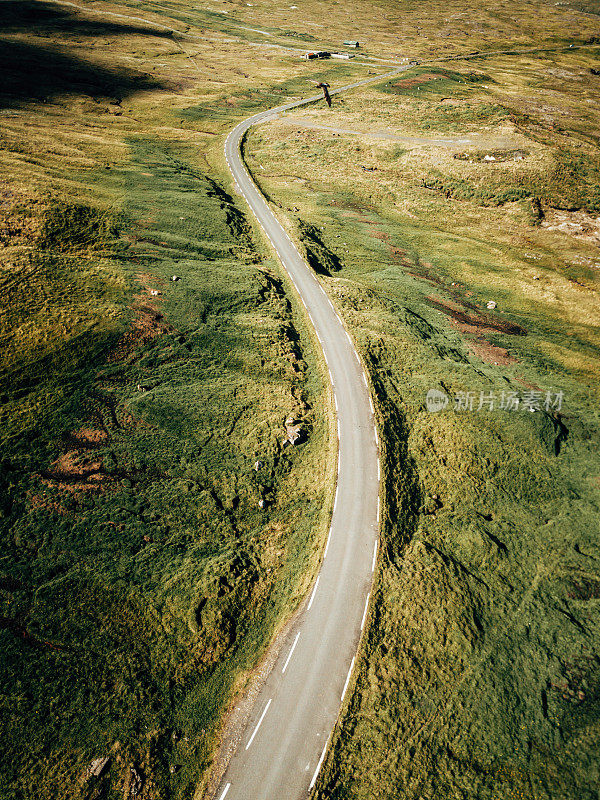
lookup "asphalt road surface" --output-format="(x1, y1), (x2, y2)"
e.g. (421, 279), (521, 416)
(216, 68), (406, 800)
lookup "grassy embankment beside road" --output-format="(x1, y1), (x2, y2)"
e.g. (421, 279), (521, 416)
(246, 41), (600, 800)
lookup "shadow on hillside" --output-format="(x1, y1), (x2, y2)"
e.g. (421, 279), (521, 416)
(0, 40), (165, 108)
(0, 0), (172, 109)
(0, 0), (174, 38)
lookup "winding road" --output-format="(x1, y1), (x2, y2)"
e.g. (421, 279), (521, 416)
(214, 68), (407, 800)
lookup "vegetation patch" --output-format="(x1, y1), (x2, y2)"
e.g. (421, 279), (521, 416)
(453, 148), (529, 162)
(298, 219), (344, 276)
(383, 67), (492, 98)
(0, 131), (330, 800)
(421, 150), (600, 212)
(37, 202), (120, 253)
(421, 171), (532, 205)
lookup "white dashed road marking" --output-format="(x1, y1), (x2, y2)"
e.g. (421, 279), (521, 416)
(218, 784), (231, 800)
(245, 699), (272, 750)
(309, 742), (328, 790)
(282, 632), (301, 674)
(341, 656), (355, 702)
(361, 593), (371, 631)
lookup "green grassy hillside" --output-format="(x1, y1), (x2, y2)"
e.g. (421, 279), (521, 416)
(0, 4), (339, 797)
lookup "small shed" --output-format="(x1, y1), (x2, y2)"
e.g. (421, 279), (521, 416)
(302, 50), (331, 60)
(344, 40), (360, 47)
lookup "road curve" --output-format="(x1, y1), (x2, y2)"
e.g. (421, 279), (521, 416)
(215, 68), (404, 800)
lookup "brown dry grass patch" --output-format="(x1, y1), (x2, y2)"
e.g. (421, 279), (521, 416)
(467, 337), (517, 366)
(425, 295), (528, 336)
(108, 277), (172, 362)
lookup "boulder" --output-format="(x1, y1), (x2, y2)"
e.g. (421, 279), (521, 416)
(284, 416), (305, 446)
(86, 756), (110, 779)
(129, 766), (143, 797)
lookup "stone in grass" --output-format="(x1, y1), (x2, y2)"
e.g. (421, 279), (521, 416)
(421, 494), (442, 515)
(129, 766), (143, 797)
(171, 275), (180, 282)
(283, 416), (305, 446)
(486, 300), (497, 310)
(85, 756), (110, 779)
(258, 498), (266, 509)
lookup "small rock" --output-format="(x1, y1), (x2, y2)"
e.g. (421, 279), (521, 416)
(87, 756), (110, 779)
(129, 766), (143, 797)
(171, 275), (180, 282)
(254, 460), (263, 471)
(258, 499), (266, 509)
(283, 417), (305, 446)
(150, 289), (161, 297)
(486, 300), (497, 310)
